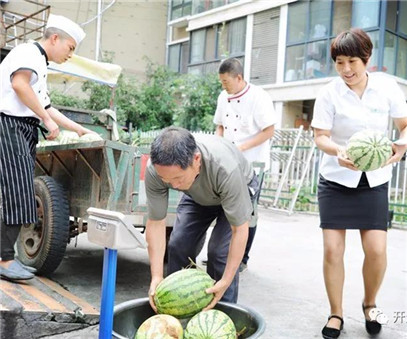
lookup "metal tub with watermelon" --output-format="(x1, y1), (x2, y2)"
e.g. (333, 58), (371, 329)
(17, 106), (180, 275)
(112, 297), (266, 338)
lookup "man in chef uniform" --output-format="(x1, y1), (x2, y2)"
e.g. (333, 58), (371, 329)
(0, 14), (95, 281)
(213, 58), (276, 272)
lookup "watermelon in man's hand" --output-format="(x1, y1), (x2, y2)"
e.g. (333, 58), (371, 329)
(154, 268), (215, 319)
(346, 130), (393, 171)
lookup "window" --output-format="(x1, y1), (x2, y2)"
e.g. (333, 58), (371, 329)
(352, 0), (380, 29)
(396, 37), (407, 79)
(399, 0), (407, 35)
(383, 32), (396, 74)
(287, 1), (307, 44)
(190, 29), (206, 63)
(380, 1), (407, 77)
(286, 0), (332, 81)
(286, 0), (407, 81)
(171, 0), (192, 20)
(229, 18), (246, 56)
(168, 42), (190, 73)
(189, 17), (246, 72)
(332, 0), (351, 36)
(192, 0), (240, 15)
(168, 44), (181, 72)
(366, 30), (380, 72)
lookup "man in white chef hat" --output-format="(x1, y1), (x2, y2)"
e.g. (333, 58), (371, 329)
(0, 14), (95, 281)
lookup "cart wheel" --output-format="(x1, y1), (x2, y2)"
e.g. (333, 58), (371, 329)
(16, 176), (69, 275)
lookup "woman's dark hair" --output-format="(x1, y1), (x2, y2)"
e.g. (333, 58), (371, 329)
(330, 28), (373, 64)
(150, 126), (197, 169)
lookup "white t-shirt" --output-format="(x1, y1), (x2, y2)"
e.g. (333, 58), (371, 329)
(0, 42), (50, 118)
(311, 72), (407, 188)
(213, 82), (276, 171)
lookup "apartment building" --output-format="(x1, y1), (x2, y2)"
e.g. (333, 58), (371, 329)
(166, 0), (407, 129)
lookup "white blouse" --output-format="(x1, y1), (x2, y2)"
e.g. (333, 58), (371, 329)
(312, 72), (407, 188)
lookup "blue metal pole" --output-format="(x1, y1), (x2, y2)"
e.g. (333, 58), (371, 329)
(99, 248), (118, 339)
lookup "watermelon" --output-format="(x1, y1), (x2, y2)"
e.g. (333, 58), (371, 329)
(79, 133), (103, 143)
(346, 130), (392, 172)
(154, 269), (215, 319)
(135, 314), (183, 339)
(184, 309), (237, 339)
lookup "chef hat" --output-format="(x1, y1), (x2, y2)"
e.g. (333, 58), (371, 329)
(46, 14), (86, 45)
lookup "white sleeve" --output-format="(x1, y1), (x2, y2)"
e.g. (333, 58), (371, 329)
(253, 89), (277, 130)
(8, 44), (40, 85)
(213, 92), (225, 125)
(311, 86), (335, 130)
(388, 78), (407, 118)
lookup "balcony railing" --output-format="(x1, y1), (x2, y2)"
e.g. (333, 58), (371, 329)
(0, 0), (50, 48)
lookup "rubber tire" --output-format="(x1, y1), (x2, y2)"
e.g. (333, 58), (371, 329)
(16, 176), (69, 275)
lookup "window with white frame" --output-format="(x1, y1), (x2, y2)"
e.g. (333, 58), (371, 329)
(171, 0), (192, 21)
(190, 17), (246, 65)
(192, 0), (240, 15)
(168, 42), (190, 74)
(286, 0), (407, 82)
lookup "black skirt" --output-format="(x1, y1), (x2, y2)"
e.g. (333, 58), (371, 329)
(317, 173), (388, 231)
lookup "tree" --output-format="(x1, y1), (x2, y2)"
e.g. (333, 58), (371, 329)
(50, 60), (221, 132)
(174, 72), (221, 131)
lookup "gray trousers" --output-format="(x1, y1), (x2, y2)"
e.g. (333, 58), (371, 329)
(167, 194), (239, 302)
(167, 173), (259, 303)
(0, 218), (20, 261)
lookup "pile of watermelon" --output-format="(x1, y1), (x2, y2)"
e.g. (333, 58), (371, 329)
(346, 129), (393, 172)
(135, 268), (238, 339)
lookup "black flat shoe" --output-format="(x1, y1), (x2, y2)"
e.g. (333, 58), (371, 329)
(363, 303), (382, 335)
(322, 315), (344, 339)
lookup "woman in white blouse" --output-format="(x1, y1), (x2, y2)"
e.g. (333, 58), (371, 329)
(311, 28), (407, 339)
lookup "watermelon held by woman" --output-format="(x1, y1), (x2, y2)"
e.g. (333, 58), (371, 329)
(154, 268), (215, 319)
(135, 314), (183, 339)
(346, 130), (393, 172)
(184, 309), (237, 339)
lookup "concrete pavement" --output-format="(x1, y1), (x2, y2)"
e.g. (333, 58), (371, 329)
(40, 209), (407, 338)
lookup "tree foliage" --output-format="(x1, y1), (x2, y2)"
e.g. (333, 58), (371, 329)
(174, 73), (221, 132)
(50, 60), (221, 132)
(49, 89), (87, 109)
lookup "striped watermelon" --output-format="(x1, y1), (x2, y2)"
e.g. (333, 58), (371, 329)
(135, 314), (183, 339)
(346, 130), (392, 172)
(184, 309), (237, 339)
(154, 269), (214, 319)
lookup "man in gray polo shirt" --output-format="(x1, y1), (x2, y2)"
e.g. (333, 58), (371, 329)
(145, 126), (259, 310)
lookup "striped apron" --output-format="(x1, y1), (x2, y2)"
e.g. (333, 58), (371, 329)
(0, 113), (39, 225)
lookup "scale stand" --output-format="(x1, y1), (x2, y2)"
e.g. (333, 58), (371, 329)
(86, 208), (147, 339)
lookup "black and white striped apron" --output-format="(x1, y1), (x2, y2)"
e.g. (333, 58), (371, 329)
(0, 113), (39, 225)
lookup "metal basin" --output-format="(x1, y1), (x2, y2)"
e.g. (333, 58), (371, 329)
(113, 297), (266, 338)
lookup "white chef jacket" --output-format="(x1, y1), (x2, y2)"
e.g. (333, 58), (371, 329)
(311, 72), (407, 188)
(0, 42), (50, 118)
(213, 82), (276, 171)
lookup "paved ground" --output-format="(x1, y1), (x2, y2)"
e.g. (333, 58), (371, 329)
(37, 209), (407, 338)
